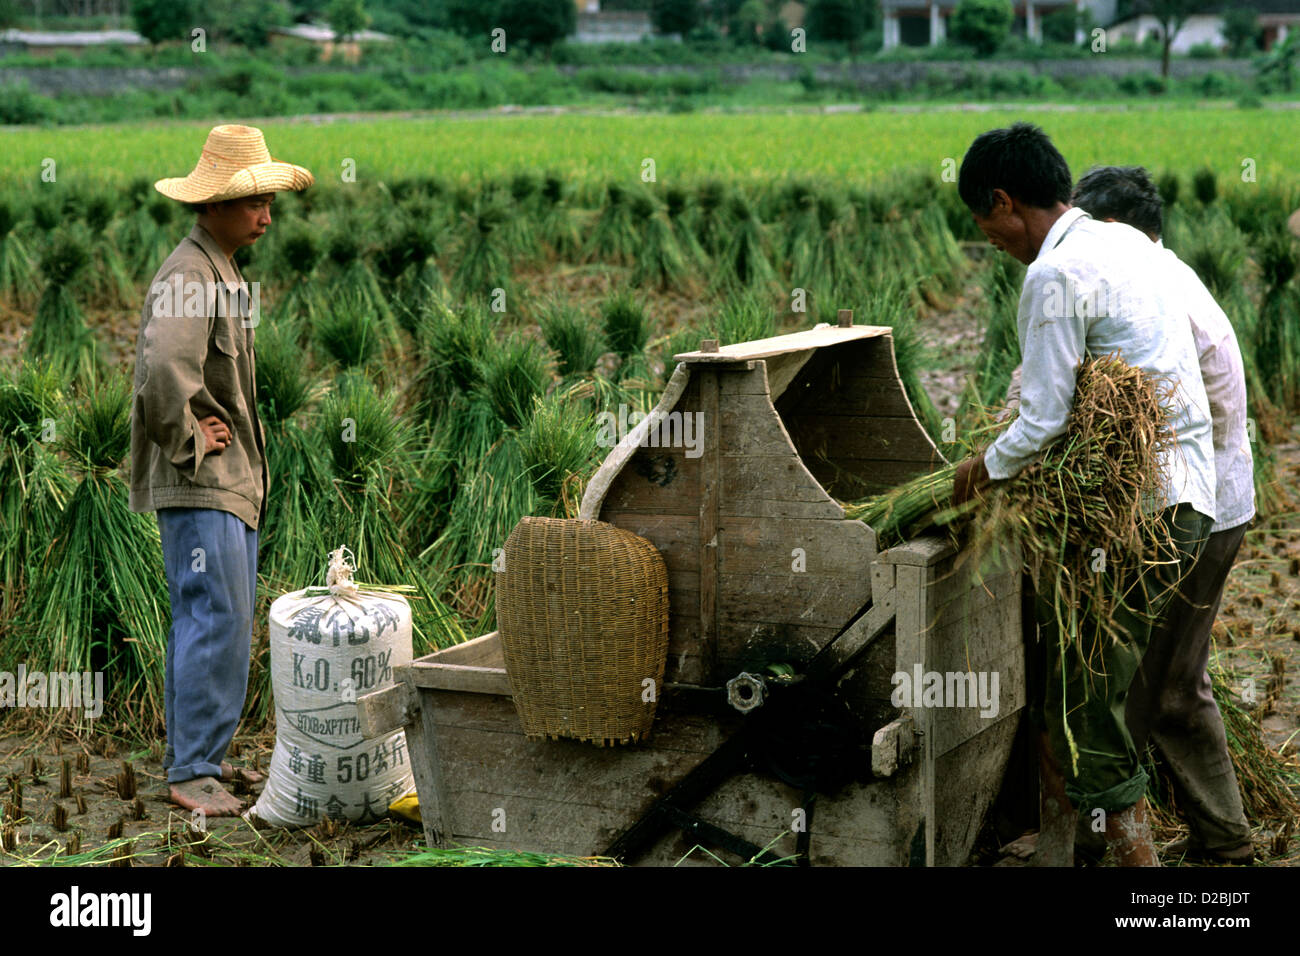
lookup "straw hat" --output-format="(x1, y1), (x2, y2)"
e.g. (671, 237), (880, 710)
(155, 124), (313, 204)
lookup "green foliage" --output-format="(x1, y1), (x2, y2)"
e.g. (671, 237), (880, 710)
(132, 0), (198, 45)
(601, 289), (652, 359)
(1223, 8), (1261, 57)
(950, 0), (1014, 58)
(497, 0), (576, 49)
(328, 0), (371, 40)
(477, 333), (555, 429)
(652, 0), (701, 36)
(803, 0), (871, 45)
(216, 0), (291, 47)
(539, 301), (605, 376)
(1192, 167), (1217, 205)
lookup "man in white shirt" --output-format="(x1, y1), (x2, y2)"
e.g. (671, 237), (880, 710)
(952, 124), (1218, 867)
(1070, 165), (1255, 864)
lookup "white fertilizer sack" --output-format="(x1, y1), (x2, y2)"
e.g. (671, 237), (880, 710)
(251, 549), (415, 827)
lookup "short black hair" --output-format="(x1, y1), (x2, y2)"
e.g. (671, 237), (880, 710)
(957, 122), (1073, 217)
(1071, 165), (1163, 239)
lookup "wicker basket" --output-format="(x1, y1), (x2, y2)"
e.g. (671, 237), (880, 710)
(496, 516), (670, 746)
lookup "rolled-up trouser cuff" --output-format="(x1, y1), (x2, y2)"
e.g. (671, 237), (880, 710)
(1067, 769), (1149, 814)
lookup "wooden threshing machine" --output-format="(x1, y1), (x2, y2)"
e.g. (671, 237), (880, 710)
(358, 315), (1024, 865)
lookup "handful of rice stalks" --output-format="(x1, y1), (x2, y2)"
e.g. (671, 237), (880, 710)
(844, 354), (1179, 646)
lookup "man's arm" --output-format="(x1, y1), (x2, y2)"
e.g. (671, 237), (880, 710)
(982, 265), (1088, 481)
(138, 269), (218, 479)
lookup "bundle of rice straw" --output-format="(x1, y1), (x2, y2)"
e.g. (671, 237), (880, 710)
(843, 353), (1179, 648)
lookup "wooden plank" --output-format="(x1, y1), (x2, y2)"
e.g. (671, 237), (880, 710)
(797, 457), (941, 501)
(580, 362), (693, 520)
(785, 416), (946, 462)
(893, 560), (934, 866)
(878, 535), (957, 568)
(871, 715), (915, 778)
(599, 449), (701, 515)
(933, 712), (1020, 867)
(698, 368), (720, 684)
(427, 631), (504, 668)
(674, 324), (891, 363)
(406, 688), (453, 848)
(403, 662), (515, 695)
(762, 352), (814, 402)
(716, 572), (869, 630)
(717, 515), (874, 578)
(356, 682), (419, 738)
(713, 620), (842, 672)
(600, 512), (700, 572)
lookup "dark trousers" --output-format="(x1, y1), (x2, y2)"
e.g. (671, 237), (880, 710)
(1125, 521), (1253, 852)
(1029, 504), (1211, 813)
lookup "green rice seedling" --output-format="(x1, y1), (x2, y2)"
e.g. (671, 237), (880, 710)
(313, 376), (466, 654)
(324, 220), (394, 332)
(847, 185), (895, 227)
(31, 195), (59, 232)
(1192, 167), (1218, 205)
(974, 255), (1025, 408)
(410, 300), (495, 417)
(1252, 226), (1300, 410)
(705, 289), (776, 345)
(0, 359), (73, 632)
(314, 293), (383, 376)
(715, 194), (777, 294)
(454, 195), (512, 303)
(500, 171), (543, 267)
(377, 217), (445, 336)
(538, 299), (604, 377)
(274, 224), (324, 321)
(27, 231), (98, 385)
(1166, 207), (1248, 300)
(894, 167), (938, 213)
(12, 375), (170, 732)
(423, 430), (540, 636)
(584, 181), (641, 266)
(913, 202), (967, 296)
(537, 171), (582, 262)
(515, 386), (601, 510)
(600, 288), (651, 361)
(778, 179), (822, 286)
(693, 178), (732, 259)
(0, 200), (38, 308)
(663, 185), (709, 273)
(1157, 170), (1180, 208)
(629, 190), (688, 292)
(476, 332), (555, 429)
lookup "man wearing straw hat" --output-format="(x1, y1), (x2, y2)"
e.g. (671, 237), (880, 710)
(951, 123), (1218, 867)
(130, 125), (312, 817)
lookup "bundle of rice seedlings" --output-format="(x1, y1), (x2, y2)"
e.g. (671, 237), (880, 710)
(664, 185), (709, 273)
(538, 300), (605, 377)
(313, 376), (467, 654)
(11, 375), (170, 731)
(913, 202), (968, 297)
(1157, 171), (1180, 209)
(0, 359), (73, 632)
(705, 289), (776, 345)
(410, 301), (495, 418)
(844, 356), (1177, 679)
(376, 217), (445, 336)
(1252, 227), (1300, 411)
(584, 181), (641, 266)
(31, 194), (60, 232)
(974, 255), (1026, 408)
(314, 292), (385, 376)
(629, 191), (688, 291)
(715, 194), (777, 293)
(27, 231), (98, 385)
(515, 384), (602, 513)
(501, 172), (543, 267)
(476, 332), (555, 430)
(1192, 167), (1218, 206)
(693, 179), (732, 259)
(600, 289), (652, 362)
(537, 171), (582, 262)
(0, 199), (38, 308)
(1166, 207), (1248, 300)
(273, 224), (324, 321)
(324, 220), (394, 330)
(454, 195), (512, 303)
(778, 179), (822, 286)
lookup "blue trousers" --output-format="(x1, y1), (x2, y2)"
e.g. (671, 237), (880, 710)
(156, 507), (258, 785)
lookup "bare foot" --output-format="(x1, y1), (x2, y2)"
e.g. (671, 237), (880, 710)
(999, 832), (1038, 860)
(170, 776), (243, 816)
(220, 762), (266, 785)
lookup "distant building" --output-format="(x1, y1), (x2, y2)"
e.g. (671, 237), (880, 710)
(0, 28), (145, 56)
(573, 10), (655, 44)
(881, 1), (1116, 48)
(1107, 2), (1300, 53)
(269, 22), (392, 64)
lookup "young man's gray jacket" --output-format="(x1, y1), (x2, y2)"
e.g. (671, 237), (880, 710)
(129, 223), (269, 531)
